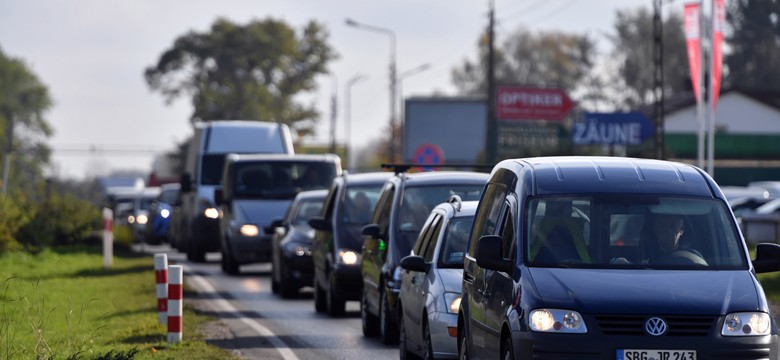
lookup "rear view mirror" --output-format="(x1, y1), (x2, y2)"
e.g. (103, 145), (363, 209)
(475, 235), (514, 274)
(400, 255), (430, 273)
(180, 173), (193, 193)
(308, 217), (332, 232)
(361, 224), (381, 239)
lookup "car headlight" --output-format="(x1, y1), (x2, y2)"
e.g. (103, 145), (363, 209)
(204, 207), (219, 219)
(338, 249), (361, 265)
(239, 224), (259, 237)
(161, 209), (170, 218)
(136, 214), (148, 225)
(529, 309), (588, 333)
(443, 292), (461, 314)
(127, 215), (135, 224)
(284, 242), (311, 257)
(722, 312), (771, 336)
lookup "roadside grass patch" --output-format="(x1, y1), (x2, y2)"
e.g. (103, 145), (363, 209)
(0, 246), (239, 359)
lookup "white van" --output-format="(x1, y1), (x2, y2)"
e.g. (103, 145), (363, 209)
(175, 120), (294, 262)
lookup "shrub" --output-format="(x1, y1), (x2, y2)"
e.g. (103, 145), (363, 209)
(16, 193), (102, 253)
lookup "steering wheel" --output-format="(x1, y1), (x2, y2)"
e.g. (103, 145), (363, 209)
(654, 249), (708, 266)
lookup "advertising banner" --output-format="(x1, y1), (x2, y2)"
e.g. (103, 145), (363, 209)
(683, 3), (702, 103)
(572, 112), (656, 146)
(496, 86), (574, 122)
(712, 0), (726, 110)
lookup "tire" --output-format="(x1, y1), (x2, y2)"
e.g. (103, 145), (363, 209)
(379, 292), (400, 345)
(221, 243), (239, 275)
(459, 332), (469, 360)
(326, 273), (345, 316)
(270, 256), (280, 294)
(188, 233), (206, 263)
(279, 258), (297, 298)
(422, 317), (433, 360)
(501, 334), (515, 360)
(314, 274), (327, 313)
(361, 293), (380, 337)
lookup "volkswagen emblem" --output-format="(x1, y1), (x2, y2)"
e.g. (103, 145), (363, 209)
(645, 317), (667, 336)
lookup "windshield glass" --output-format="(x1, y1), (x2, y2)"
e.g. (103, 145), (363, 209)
(232, 160), (337, 200)
(292, 198), (324, 225)
(525, 195), (747, 270)
(439, 215), (474, 268)
(396, 184), (483, 260)
(338, 183), (385, 249)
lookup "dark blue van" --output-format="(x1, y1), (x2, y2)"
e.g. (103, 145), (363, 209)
(459, 156), (780, 359)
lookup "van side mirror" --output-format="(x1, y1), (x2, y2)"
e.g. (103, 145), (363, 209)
(361, 224), (381, 239)
(400, 255), (430, 273)
(753, 243), (780, 273)
(308, 217), (332, 232)
(180, 173), (193, 193)
(475, 235), (514, 274)
(214, 189), (226, 205)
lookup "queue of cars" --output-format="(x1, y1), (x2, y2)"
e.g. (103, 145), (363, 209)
(145, 149), (780, 359)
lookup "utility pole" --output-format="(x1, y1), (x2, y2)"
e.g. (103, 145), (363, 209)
(653, 0), (665, 160)
(485, 0), (497, 165)
(329, 76), (338, 154)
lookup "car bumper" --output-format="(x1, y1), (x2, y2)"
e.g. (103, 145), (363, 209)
(429, 311), (458, 358)
(282, 254), (314, 287)
(510, 328), (779, 359)
(229, 235), (272, 264)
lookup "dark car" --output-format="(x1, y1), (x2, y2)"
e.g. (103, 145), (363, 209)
(145, 183), (180, 245)
(216, 153), (341, 274)
(270, 189), (328, 297)
(459, 156), (780, 360)
(308, 172), (394, 316)
(361, 169), (487, 344)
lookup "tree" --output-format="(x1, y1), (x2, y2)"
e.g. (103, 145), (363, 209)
(725, 1), (780, 91)
(608, 6), (688, 110)
(451, 27), (596, 97)
(0, 46), (53, 197)
(145, 17), (337, 137)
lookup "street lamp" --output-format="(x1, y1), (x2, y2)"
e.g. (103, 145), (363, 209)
(344, 73), (367, 172)
(345, 18), (398, 162)
(397, 63), (431, 162)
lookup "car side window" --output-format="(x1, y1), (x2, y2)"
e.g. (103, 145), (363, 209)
(373, 183), (395, 237)
(413, 213), (438, 256)
(469, 183), (508, 256)
(499, 204), (516, 259)
(322, 181), (339, 220)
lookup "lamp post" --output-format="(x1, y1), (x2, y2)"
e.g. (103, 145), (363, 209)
(397, 63), (431, 162)
(345, 18), (398, 162)
(345, 73), (367, 172)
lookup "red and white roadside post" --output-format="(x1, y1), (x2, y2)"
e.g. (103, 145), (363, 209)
(102, 207), (113, 268)
(167, 265), (183, 344)
(154, 254), (168, 325)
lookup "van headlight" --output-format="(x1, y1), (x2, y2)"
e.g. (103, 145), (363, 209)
(239, 224), (259, 237)
(529, 309), (588, 333)
(203, 207), (219, 219)
(338, 249), (360, 265)
(136, 214), (148, 225)
(443, 292), (461, 314)
(722, 312), (771, 336)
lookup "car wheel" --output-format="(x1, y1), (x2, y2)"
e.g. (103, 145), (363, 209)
(501, 334), (515, 360)
(313, 274), (327, 313)
(361, 294), (380, 337)
(270, 255), (280, 294)
(188, 234), (206, 263)
(422, 317), (433, 360)
(279, 259), (297, 298)
(399, 307), (413, 360)
(326, 273), (345, 316)
(221, 244), (239, 275)
(459, 331), (469, 360)
(380, 291), (400, 345)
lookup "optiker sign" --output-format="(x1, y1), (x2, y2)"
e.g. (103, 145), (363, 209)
(572, 112), (656, 146)
(496, 86), (574, 121)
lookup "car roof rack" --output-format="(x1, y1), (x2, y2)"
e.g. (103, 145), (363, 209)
(447, 194), (463, 212)
(380, 163), (494, 175)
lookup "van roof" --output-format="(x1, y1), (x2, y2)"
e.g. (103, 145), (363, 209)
(502, 156), (716, 197)
(196, 121), (292, 154)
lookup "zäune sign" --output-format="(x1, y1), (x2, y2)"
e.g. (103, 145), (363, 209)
(497, 86), (574, 121)
(572, 112), (655, 146)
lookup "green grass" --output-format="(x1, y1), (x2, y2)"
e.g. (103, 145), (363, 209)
(0, 245), (240, 360)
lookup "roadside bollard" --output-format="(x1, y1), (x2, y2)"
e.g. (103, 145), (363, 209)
(167, 265), (183, 344)
(154, 254), (168, 324)
(102, 208), (113, 268)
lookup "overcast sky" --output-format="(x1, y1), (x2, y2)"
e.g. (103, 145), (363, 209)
(0, 0), (667, 180)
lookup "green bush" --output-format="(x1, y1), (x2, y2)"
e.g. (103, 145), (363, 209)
(0, 197), (28, 252)
(14, 193), (102, 253)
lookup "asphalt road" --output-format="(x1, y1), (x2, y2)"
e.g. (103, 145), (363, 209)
(135, 244), (400, 360)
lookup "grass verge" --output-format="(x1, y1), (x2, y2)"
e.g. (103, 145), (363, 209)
(0, 245), (240, 360)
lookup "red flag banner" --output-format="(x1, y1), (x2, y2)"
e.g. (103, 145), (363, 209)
(684, 3), (702, 103)
(712, 0), (726, 110)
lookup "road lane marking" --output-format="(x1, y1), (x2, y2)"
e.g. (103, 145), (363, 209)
(184, 267), (299, 360)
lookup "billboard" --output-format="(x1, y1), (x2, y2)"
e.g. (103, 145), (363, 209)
(573, 112), (655, 146)
(497, 86), (574, 122)
(404, 98), (486, 164)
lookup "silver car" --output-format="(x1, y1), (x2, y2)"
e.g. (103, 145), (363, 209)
(398, 196), (476, 360)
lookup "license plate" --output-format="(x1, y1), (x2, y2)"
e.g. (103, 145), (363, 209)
(617, 349), (696, 360)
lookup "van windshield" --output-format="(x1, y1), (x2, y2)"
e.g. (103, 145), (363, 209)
(525, 195), (748, 270)
(232, 161), (337, 200)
